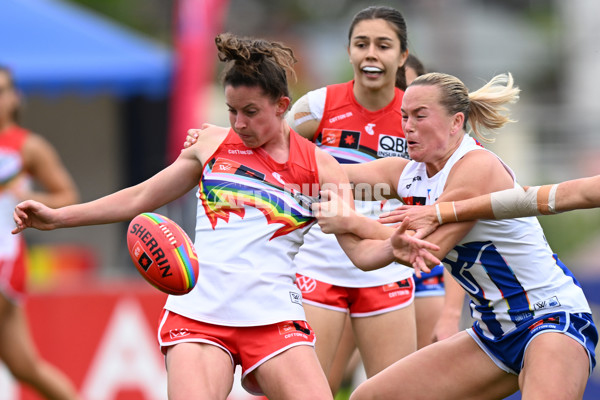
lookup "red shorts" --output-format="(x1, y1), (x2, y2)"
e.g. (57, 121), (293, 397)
(296, 274), (415, 317)
(158, 309), (316, 396)
(0, 238), (27, 303)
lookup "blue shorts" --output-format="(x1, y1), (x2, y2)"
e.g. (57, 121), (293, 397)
(414, 264), (445, 298)
(468, 311), (597, 375)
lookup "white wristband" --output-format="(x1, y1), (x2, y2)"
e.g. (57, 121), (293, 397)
(435, 203), (443, 225)
(435, 202), (457, 224)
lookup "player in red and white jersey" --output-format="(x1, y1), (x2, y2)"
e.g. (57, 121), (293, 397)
(0, 66), (80, 400)
(286, 6), (428, 390)
(184, 9), (461, 393)
(12, 35), (439, 400)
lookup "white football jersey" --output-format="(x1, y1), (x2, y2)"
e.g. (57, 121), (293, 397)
(397, 134), (591, 338)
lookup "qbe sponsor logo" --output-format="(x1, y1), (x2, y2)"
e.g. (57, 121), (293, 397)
(378, 135), (409, 158)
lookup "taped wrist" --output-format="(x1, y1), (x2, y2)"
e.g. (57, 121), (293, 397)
(491, 184), (559, 219)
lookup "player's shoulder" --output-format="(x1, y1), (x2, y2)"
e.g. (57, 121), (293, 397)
(457, 147), (503, 172)
(451, 148), (513, 192)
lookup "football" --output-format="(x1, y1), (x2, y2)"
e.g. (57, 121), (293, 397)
(126, 213), (199, 295)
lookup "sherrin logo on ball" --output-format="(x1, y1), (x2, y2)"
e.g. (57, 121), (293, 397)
(126, 212), (199, 295)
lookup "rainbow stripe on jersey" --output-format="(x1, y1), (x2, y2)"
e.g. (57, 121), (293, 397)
(199, 159), (314, 240)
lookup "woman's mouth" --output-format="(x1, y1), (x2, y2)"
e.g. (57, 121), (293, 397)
(361, 66), (383, 78)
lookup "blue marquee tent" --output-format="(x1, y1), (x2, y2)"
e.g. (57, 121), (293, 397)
(0, 0), (173, 97)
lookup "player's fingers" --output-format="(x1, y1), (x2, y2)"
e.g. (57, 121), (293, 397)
(421, 240), (440, 252)
(186, 129), (200, 138)
(396, 217), (410, 234)
(414, 256), (432, 275)
(423, 251), (441, 266)
(378, 214), (403, 225)
(412, 262), (423, 279)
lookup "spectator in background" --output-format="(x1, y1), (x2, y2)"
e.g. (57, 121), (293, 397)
(0, 66), (80, 399)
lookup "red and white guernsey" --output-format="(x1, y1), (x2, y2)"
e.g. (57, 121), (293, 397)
(165, 129), (320, 326)
(295, 81), (413, 286)
(0, 126), (29, 300)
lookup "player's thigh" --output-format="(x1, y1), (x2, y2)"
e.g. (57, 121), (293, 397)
(165, 342), (234, 400)
(520, 332), (589, 400)
(350, 331), (518, 400)
(303, 304), (347, 372)
(253, 345), (333, 400)
(414, 295), (444, 349)
(352, 304), (416, 377)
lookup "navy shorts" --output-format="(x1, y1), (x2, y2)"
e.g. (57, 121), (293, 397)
(468, 311), (597, 375)
(414, 264), (445, 298)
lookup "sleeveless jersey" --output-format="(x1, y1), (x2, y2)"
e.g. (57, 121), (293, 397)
(397, 134), (591, 339)
(165, 129), (320, 326)
(295, 81), (413, 287)
(0, 126), (27, 256)
(0, 126), (29, 299)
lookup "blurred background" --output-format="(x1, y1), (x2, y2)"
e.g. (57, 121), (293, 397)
(1, 0), (600, 399)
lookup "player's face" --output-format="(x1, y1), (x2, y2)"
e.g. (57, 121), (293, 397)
(225, 84), (287, 148)
(401, 85), (462, 174)
(348, 18), (407, 92)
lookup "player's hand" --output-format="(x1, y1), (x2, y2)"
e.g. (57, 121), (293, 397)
(12, 200), (58, 234)
(183, 123), (216, 148)
(312, 189), (356, 234)
(379, 204), (439, 239)
(390, 218), (440, 278)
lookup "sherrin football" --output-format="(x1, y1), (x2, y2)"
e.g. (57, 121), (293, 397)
(127, 213), (199, 295)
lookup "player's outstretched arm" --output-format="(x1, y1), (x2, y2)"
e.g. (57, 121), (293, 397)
(13, 145), (207, 234)
(314, 149), (440, 273)
(381, 175), (600, 236)
(313, 189), (395, 239)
